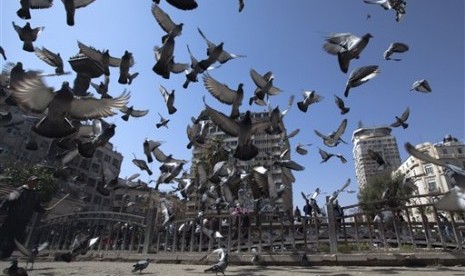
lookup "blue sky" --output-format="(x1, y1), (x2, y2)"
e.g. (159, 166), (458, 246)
(1, 1), (464, 210)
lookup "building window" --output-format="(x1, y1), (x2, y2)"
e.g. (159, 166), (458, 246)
(424, 165), (434, 175)
(442, 148), (447, 154)
(427, 180), (437, 192)
(458, 148), (463, 154)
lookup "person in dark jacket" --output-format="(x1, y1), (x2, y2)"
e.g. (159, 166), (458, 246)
(0, 176), (45, 259)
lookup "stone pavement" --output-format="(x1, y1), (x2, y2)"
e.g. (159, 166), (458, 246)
(1, 260), (465, 276)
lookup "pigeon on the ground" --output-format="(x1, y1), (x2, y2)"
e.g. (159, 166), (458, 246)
(132, 258), (150, 274)
(390, 107), (410, 129)
(383, 42), (409, 61)
(13, 239), (49, 269)
(151, 3), (183, 42)
(12, 22), (45, 52)
(159, 84), (177, 114)
(61, 0), (97, 26)
(297, 90), (324, 113)
(34, 46), (67, 75)
(205, 248), (228, 276)
(314, 118), (348, 147)
(153, 0), (198, 10)
(334, 95), (350, 114)
(11, 75), (129, 138)
(323, 32), (373, 73)
(203, 100), (271, 161)
(410, 79), (432, 93)
(344, 65), (379, 97)
(156, 112), (170, 128)
(16, 0), (53, 20)
(203, 73), (244, 119)
(120, 105), (149, 121)
(3, 259), (28, 276)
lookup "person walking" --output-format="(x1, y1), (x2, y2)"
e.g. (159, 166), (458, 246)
(0, 176), (46, 259)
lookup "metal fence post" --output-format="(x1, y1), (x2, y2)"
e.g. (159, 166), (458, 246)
(326, 197), (338, 253)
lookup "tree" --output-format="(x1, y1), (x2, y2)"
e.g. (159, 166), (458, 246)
(2, 164), (58, 203)
(358, 171), (414, 215)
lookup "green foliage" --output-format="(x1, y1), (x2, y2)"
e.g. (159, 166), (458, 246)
(358, 171), (414, 215)
(3, 164), (58, 203)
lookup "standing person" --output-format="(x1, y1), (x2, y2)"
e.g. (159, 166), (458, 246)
(294, 206), (302, 223)
(0, 176), (46, 259)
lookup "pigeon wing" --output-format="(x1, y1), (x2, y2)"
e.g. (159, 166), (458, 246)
(151, 3), (177, 33)
(204, 102), (240, 137)
(68, 90), (130, 120)
(203, 73), (237, 104)
(11, 73), (55, 112)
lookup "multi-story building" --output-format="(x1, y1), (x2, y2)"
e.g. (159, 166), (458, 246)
(187, 111), (294, 216)
(397, 135), (465, 205)
(352, 126), (402, 190)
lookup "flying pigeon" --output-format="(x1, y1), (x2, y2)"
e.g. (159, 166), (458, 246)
(297, 90), (324, 113)
(153, 46), (188, 80)
(334, 95), (350, 114)
(205, 248), (228, 275)
(159, 198), (175, 226)
(203, 99), (271, 161)
(410, 79), (432, 93)
(434, 186), (465, 211)
(3, 260), (28, 276)
(34, 46), (67, 75)
(318, 148), (347, 164)
(143, 139), (163, 163)
(77, 41), (121, 76)
(390, 107), (410, 129)
(344, 65), (379, 97)
(120, 105), (149, 121)
(251, 247), (260, 265)
(314, 118), (348, 147)
(61, 0), (97, 26)
(367, 149), (389, 170)
(295, 143), (312, 155)
(117, 50), (137, 84)
(151, 3), (183, 42)
(238, 0), (245, 12)
(57, 234), (99, 262)
(363, 0), (406, 22)
(11, 75), (129, 138)
(384, 42), (409, 61)
(12, 21), (45, 52)
(197, 27), (245, 69)
(404, 142), (465, 188)
(13, 239), (49, 269)
(16, 0), (53, 20)
(132, 155), (153, 175)
(156, 112), (170, 128)
(132, 258), (150, 274)
(182, 44), (213, 89)
(203, 73), (244, 119)
(249, 69), (281, 103)
(152, 35), (175, 79)
(90, 79), (111, 98)
(323, 32), (373, 73)
(77, 123), (116, 158)
(0, 46), (6, 60)
(153, 0), (198, 10)
(159, 84), (177, 114)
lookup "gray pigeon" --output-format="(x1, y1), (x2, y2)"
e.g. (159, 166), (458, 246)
(11, 76), (129, 138)
(344, 65), (379, 97)
(323, 32), (373, 73)
(390, 107), (410, 129)
(250, 69), (281, 103)
(159, 84), (177, 114)
(16, 0), (53, 20)
(203, 99), (271, 161)
(143, 139), (163, 163)
(120, 105), (149, 121)
(152, 36), (175, 79)
(203, 73), (244, 119)
(34, 46), (67, 75)
(318, 148), (347, 164)
(62, 0), (97, 26)
(0, 46), (6, 60)
(297, 90), (324, 113)
(295, 143), (312, 155)
(156, 112), (170, 128)
(77, 41), (121, 76)
(410, 79), (432, 93)
(363, 0), (406, 22)
(367, 149), (389, 170)
(197, 28), (245, 69)
(132, 155), (153, 175)
(3, 259), (28, 276)
(314, 118), (348, 147)
(13, 239), (49, 269)
(154, 0), (198, 10)
(12, 21), (45, 52)
(205, 248), (228, 276)
(384, 42), (409, 61)
(132, 258), (150, 274)
(117, 50), (136, 84)
(151, 3), (183, 42)
(334, 95), (350, 114)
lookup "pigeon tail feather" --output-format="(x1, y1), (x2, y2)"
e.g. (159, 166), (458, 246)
(297, 102), (308, 113)
(233, 144), (259, 161)
(33, 117), (77, 138)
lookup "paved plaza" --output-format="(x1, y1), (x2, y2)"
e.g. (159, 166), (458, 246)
(1, 260), (465, 276)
